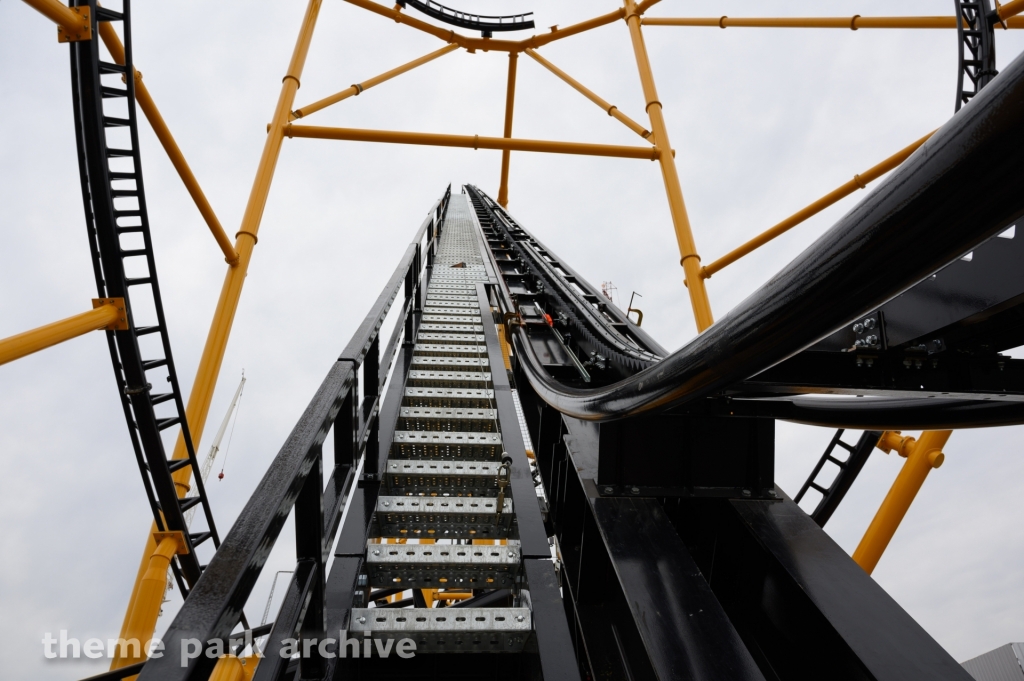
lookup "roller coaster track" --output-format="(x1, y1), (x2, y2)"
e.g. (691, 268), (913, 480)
(13, 1), (1024, 678)
(396, 1), (534, 35)
(69, 0), (219, 594)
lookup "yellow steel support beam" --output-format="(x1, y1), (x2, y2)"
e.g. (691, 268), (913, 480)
(642, 15), (1024, 29)
(21, 0), (91, 42)
(284, 124), (661, 160)
(0, 299), (125, 367)
(851, 430), (952, 574)
(113, 0), (325, 664)
(999, 0), (1024, 21)
(291, 43), (459, 120)
(497, 52), (519, 208)
(110, 532), (188, 669)
(97, 23), (238, 266)
(623, 0), (714, 331)
(524, 49), (652, 142)
(526, 9), (626, 50)
(701, 130), (934, 279)
(344, 0), (624, 52)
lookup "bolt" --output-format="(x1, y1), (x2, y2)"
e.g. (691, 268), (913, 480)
(767, 489), (776, 497)
(864, 318), (876, 330)
(358, 616), (366, 624)
(603, 486), (614, 494)
(865, 335), (878, 346)
(516, 615), (524, 622)
(383, 501), (391, 507)
(630, 486), (640, 495)
(742, 489), (751, 497)
(853, 323), (864, 333)
(373, 549), (381, 555)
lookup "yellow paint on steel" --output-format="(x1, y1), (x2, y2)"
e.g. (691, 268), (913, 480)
(113, 0), (325, 662)
(110, 532), (188, 670)
(98, 23), (238, 266)
(701, 131), (934, 279)
(623, 0), (714, 331)
(0, 299), (125, 367)
(524, 49), (652, 142)
(643, 15), (1024, 29)
(291, 43), (459, 120)
(21, 0), (91, 41)
(851, 430), (952, 574)
(284, 124), (661, 160)
(209, 655), (258, 681)
(497, 52), (519, 208)
(495, 325), (513, 371)
(999, 0), (1024, 20)
(344, 0), (624, 53)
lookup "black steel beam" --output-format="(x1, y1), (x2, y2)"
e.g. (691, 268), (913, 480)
(506, 48), (1024, 420)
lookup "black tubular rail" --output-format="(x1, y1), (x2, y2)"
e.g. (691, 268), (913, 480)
(397, 0), (534, 33)
(69, 0), (219, 594)
(135, 188), (451, 681)
(500, 46), (1024, 422)
(466, 185), (664, 376)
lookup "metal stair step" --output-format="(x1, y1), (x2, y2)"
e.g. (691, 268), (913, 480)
(365, 540), (521, 588)
(411, 356), (489, 372)
(404, 387), (495, 408)
(421, 315), (483, 325)
(373, 495), (516, 539)
(407, 370), (491, 389)
(416, 333), (486, 345)
(423, 306), (481, 316)
(413, 344), (489, 358)
(419, 323), (485, 334)
(397, 406), (497, 431)
(426, 294), (479, 302)
(390, 430), (503, 459)
(348, 607), (531, 654)
(385, 458), (502, 493)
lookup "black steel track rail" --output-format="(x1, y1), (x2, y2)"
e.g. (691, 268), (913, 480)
(501, 47), (1024, 422)
(137, 190), (450, 681)
(956, 0), (998, 111)
(467, 185), (662, 380)
(69, 0), (219, 594)
(397, 0), (534, 34)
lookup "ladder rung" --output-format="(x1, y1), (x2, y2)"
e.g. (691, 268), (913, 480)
(167, 458), (192, 473)
(103, 116), (131, 128)
(156, 416), (181, 431)
(126, 277), (153, 286)
(142, 358), (168, 370)
(150, 392), (175, 405)
(136, 325), (162, 336)
(95, 6), (124, 21)
(109, 171), (137, 180)
(120, 248), (148, 258)
(106, 147), (134, 157)
(99, 61), (127, 74)
(101, 86), (128, 99)
(178, 495), (202, 512)
(190, 531), (212, 548)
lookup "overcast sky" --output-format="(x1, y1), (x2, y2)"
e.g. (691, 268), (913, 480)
(2, 0), (1023, 677)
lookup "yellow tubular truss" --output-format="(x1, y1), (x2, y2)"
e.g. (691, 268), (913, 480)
(0, 299), (125, 367)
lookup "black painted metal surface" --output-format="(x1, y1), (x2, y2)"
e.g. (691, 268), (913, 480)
(502, 48), (1024, 420)
(397, 0), (534, 33)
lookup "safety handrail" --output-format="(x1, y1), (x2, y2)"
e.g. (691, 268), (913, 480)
(136, 187), (450, 680)
(507, 49), (1024, 421)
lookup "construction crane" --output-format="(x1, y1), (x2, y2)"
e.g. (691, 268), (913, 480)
(184, 372), (245, 527)
(5, 1), (1024, 680)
